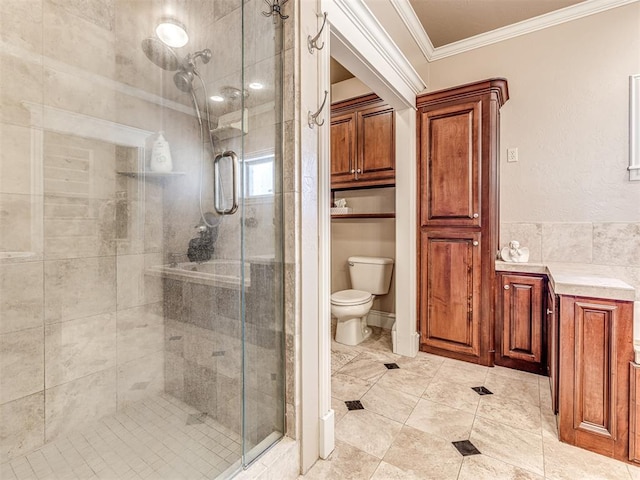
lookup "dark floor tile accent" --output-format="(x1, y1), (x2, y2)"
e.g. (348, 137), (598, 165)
(471, 386), (493, 396)
(345, 400), (364, 411)
(384, 363), (400, 369)
(186, 413), (208, 425)
(452, 440), (481, 456)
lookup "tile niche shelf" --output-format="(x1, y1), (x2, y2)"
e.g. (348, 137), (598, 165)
(117, 171), (186, 179)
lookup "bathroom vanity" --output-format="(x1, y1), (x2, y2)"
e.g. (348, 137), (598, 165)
(496, 261), (636, 463)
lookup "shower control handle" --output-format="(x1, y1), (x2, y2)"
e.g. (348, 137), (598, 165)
(213, 151), (239, 215)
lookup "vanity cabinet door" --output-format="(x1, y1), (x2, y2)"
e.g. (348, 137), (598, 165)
(495, 273), (545, 374)
(558, 296), (633, 461)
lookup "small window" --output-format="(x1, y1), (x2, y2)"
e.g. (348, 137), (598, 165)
(244, 154), (274, 197)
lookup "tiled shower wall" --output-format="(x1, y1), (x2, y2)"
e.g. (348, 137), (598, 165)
(0, 0), (201, 463)
(0, 136), (166, 463)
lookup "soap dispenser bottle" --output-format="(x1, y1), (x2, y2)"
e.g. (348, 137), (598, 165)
(150, 132), (173, 173)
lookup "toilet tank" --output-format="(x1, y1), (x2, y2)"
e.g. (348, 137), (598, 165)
(348, 256), (394, 295)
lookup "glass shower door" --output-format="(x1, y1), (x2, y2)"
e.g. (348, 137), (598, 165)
(147, 1), (248, 478)
(240, 0), (285, 467)
(0, 0), (283, 477)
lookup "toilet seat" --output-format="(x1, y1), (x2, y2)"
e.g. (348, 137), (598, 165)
(331, 289), (372, 306)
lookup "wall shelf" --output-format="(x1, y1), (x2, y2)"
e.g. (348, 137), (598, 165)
(117, 171), (186, 179)
(331, 213), (395, 219)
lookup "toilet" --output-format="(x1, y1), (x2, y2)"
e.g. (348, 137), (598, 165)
(331, 256), (394, 346)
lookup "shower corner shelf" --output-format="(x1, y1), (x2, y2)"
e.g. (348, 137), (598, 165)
(117, 171), (186, 179)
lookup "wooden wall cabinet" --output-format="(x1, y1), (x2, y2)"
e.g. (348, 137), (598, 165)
(558, 295), (634, 461)
(495, 273), (545, 375)
(330, 94), (395, 190)
(417, 79), (509, 366)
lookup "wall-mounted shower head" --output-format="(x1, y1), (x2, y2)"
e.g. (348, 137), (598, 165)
(172, 49), (212, 93)
(174, 69), (195, 92)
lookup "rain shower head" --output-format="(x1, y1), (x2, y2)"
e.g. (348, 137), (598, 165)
(141, 38), (212, 94)
(141, 37), (180, 71)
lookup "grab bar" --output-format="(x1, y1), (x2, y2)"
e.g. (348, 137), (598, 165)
(213, 150), (239, 215)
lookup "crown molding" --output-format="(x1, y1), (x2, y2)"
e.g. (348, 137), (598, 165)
(389, 0), (435, 61)
(391, 0), (638, 62)
(330, 0), (425, 104)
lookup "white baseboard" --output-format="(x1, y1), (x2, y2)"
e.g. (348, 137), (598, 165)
(319, 409), (335, 459)
(366, 309), (396, 330)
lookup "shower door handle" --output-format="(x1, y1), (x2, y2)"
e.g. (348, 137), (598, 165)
(213, 150), (239, 215)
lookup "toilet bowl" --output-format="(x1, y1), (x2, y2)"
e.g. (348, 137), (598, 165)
(331, 256), (394, 346)
(331, 289), (374, 345)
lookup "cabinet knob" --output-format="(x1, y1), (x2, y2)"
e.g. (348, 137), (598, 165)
(504, 284), (510, 290)
(547, 309), (553, 315)
(472, 241), (479, 246)
(356, 168), (362, 173)
(473, 213), (479, 218)
(350, 169), (355, 174)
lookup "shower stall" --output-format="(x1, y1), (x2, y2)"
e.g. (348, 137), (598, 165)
(0, 1), (285, 478)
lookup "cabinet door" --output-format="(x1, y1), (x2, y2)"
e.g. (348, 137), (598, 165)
(357, 105), (395, 185)
(495, 274), (545, 374)
(419, 230), (481, 359)
(558, 296), (634, 460)
(547, 284), (559, 414)
(330, 112), (356, 187)
(419, 101), (481, 227)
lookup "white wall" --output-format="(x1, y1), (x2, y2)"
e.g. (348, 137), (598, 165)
(331, 76), (371, 103)
(419, 3), (640, 223)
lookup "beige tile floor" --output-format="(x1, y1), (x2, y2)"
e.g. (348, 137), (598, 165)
(301, 326), (640, 480)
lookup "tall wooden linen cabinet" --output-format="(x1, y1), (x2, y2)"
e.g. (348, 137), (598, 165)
(417, 79), (509, 366)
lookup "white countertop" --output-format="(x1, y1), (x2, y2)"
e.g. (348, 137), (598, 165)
(495, 261), (636, 302)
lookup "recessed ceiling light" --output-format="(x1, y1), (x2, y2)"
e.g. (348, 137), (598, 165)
(210, 95), (224, 102)
(249, 82), (264, 90)
(156, 18), (189, 48)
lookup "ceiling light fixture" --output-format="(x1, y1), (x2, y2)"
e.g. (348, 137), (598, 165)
(156, 18), (189, 48)
(249, 82), (264, 90)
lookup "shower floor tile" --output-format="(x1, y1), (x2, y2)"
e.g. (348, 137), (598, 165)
(1, 394), (242, 480)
